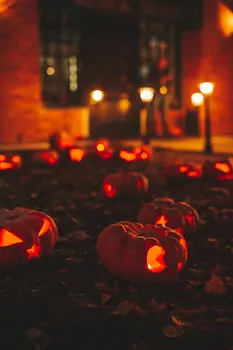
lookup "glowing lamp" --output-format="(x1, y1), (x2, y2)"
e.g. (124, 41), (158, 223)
(97, 221), (188, 282)
(90, 89), (104, 103)
(191, 92), (204, 107)
(199, 82), (214, 96)
(138, 87), (155, 103)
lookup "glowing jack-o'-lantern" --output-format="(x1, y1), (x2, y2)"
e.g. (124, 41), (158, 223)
(164, 163), (200, 179)
(69, 148), (85, 162)
(97, 221), (188, 282)
(138, 198), (200, 236)
(202, 160), (233, 180)
(94, 139), (114, 159)
(0, 207), (58, 268)
(133, 146), (151, 161)
(119, 150), (137, 162)
(31, 150), (60, 165)
(103, 172), (148, 198)
(0, 154), (22, 170)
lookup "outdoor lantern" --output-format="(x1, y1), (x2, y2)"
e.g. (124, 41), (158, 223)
(97, 221), (188, 283)
(191, 92), (204, 107)
(90, 89), (104, 103)
(199, 82), (214, 96)
(0, 207), (58, 268)
(138, 87), (155, 103)
(138, 198), (200, 237)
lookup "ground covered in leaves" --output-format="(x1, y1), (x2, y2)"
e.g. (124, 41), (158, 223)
(1, 157), (233, 350)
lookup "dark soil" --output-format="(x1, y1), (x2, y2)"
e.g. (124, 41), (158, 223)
(1, 157), (233, 350)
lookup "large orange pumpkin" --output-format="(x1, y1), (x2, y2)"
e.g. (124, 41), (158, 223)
(103, 172), (148, 198)
(97, 221), (188, 283)
(0, 207), (58, 268)
(138, 198), (200, 236)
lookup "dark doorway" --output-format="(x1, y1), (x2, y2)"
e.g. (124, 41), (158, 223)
(79, 9), (138, 101)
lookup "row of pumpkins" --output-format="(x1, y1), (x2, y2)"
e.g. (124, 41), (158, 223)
(0, 192), (200, 283)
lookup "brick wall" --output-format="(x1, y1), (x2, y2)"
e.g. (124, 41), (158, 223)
(182, 0), (233, 136)
(0, 0), (87, 143)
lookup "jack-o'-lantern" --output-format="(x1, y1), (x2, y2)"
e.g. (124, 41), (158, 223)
(69, 148), (85, 162)
(164, 163), (201, 179)
(138, 198), (200, 236)
(0, 207), (58, 268)
(94, 139), (114, 159)
(103, 172), (148, 198)
(0, 154), (22, 170)
(133, 146), (151, 161)
(97, 221), (188, 283)
(119, 150), (137, 162)
(202, 160), (233, 180)
(31, 150), (59, 165)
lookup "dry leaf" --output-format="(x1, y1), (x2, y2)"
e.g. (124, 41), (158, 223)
(111, 300), (134, 315)
(204, 275), (226, 295)
(163, 325), (184, 338)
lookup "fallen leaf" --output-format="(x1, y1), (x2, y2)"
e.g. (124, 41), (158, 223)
(163, 325), (184, 338)
(111, 300), (134, 315)
(67, 230), (92, 240)
(204, 275), (226, 295)
(101, 293), (111, 304)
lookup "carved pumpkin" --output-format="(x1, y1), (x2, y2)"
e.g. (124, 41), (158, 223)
(103, 172), (148, 198)
(133, 146), (151, 161)
(0, 154), (22, 170)
(31, 150), (60, 165)
(97, 221), (188, 283)
(94, 139), (114, 159)
(69, 148), (85, 162)
(119, 150), (137, 162)
(0, 207), (58, 268)
(202, 160), (233, 180)
(138, 198), (200, 236)
(164, 164), (200, 179)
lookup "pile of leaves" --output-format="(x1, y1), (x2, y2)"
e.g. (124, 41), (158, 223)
(0, 162), (233, 350)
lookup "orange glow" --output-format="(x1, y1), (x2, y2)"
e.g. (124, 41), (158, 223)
(119, 150), (137, 162)
(0, 0), (8, 14)
(0, 229), (23, 247)
(155, 215), (168, 227)
(187, 170), (201, 178)
(179, 165), (189, 173)
(147, 245), (166, 273)
(38, 219), (51, 237)
(98, 151), (113, 160)
(69, 148), (85, 162)
(11, 155), (22, 164)
(96, 143), (105, 152)
(214, 162), (231, 174)
(103, 183), (116, 198)
(218, 2), (233, 37)
(26, 244), (41, 259)
(42, 151), (59, 165)
(0, 155), (6, 162)
(0, 162), (14, 170)
(140, 151), (149, 160)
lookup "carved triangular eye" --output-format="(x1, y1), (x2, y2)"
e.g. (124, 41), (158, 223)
(0, 229), (23, 247)
(38, 219), (51, 237)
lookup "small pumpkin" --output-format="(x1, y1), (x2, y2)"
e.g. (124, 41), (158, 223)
(0, 153), (22, 171)
(202, 160), (233, 180)
(97, 221), (188, 283)
(103, 172), (148, 198)
(138, 198), (200, 236)
(0, 207), (58, 268)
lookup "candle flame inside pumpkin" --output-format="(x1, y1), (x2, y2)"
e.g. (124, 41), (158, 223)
(155, 215), (168, 227)
(147, 245), (166, 273)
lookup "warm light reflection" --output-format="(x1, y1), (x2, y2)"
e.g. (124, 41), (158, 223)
(155, 215), (168, 226)
(147, 245), (166, 273)
(118, 98), (130, 112)
(218, 2), (233, 37)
